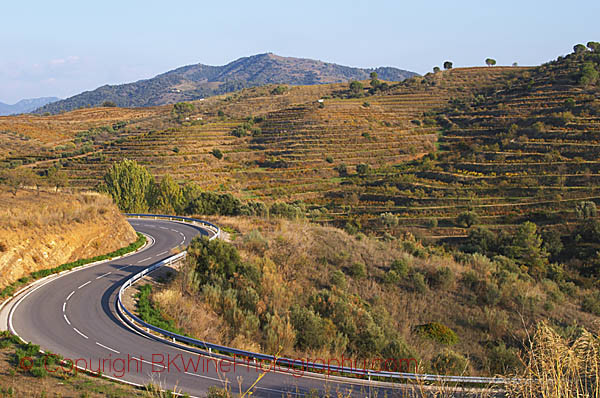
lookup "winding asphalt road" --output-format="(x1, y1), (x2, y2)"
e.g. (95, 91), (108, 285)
(3, 219), (409, 397)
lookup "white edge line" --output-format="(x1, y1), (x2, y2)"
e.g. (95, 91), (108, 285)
(62, 302), (66, 312)
(63, 314), (71, 325)
(66, 291), (75, 301)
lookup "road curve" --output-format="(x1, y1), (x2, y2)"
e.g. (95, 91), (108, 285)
(5, 219), (407, 397)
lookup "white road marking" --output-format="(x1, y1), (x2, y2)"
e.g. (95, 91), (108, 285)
(140, 358), (164, 369)
(137, 257), (152, 263)
(78, 281), (91, 289)
(62, 302), (66, 312)
(96, 342), (119, 354)
(96, 272), (111, 279)
(63, 314), (71, 325)
(66, 291), (75, 301)
(160, 227), (168, 230)
(157, 251), (168, 256)
(73, 328), (88, 339)
(170, 229), (177, 232)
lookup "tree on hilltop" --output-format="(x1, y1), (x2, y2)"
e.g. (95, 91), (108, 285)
(443, 61), (453, 70)
(587, 41), (600, 53)
(573, 44), (588, 54)
(433, 66), (441, 73)
(485, 58), (497, 67)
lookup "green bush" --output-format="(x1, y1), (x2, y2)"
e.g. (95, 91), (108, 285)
(187, 237), (242, 286)
(384, 270), (401, 284)
(582, 293), (600, 316)
(414, 322), (458, 345)
(349, 262), (367, 279)
(290, 306), (329, 350)
(390, 259), (409, 277)
(330, 270), (347, 289)
(211, 148), (223, 159)
(432, 349), (468, 374)
(485, 343), (521, 375)
(410, 271), (427, 293)
(457, 211), (479, 228)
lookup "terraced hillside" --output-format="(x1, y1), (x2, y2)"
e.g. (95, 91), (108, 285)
(0, 106), (167, 169)
(4, 49), (598, 241)
(31, 68), (517, 205)
(338, 48), (600, 238)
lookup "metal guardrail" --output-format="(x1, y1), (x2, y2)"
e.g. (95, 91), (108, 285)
(117, 215), (512, 386)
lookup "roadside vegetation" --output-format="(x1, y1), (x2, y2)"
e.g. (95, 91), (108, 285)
(142, 215), (598, 379)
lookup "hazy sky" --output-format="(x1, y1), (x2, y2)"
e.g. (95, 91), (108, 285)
(1, 0), (598, 103)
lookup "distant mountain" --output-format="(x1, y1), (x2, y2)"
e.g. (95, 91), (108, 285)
(35, 53), (418, 114)
(0, 97), (60, 116)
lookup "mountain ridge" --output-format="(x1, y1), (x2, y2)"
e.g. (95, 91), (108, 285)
(34, 53), (417, 114)
(0, 97), (60, 116)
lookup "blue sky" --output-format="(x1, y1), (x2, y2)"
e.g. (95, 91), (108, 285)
(1, 0), (598, 103)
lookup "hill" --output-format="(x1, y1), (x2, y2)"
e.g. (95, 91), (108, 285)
(0, 97), (59, 116)
(34, 53), (418, 114)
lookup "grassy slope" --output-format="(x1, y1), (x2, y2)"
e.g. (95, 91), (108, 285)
(150, 215), (597, 377)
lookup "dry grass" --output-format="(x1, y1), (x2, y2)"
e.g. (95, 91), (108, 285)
(0, 188), (114, 231)
(507, 322), (600, 398)
(0, 186), (137, 289)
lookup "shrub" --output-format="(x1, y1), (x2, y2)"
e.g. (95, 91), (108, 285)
(211, 148), (223, 159)
(428, 266), (454, 290)
(410, 270), (428, 293)
(325, 156), (333, 163)
(356, 163), (369, 175)
(379, 212), (398, 228)
(457, 211), (479, 228)
(582, 293), (600, 316)
(271, 85), (287, 95)
(269, 202), (303, 219)
(349, 262), (367, 279)
(334, 163), (348, 176)
(290, 306), (329, 350)
(242, 230), (268, 254)
(187, 237), (242, 286)
(486, 343), (522, 375)
(432, 349), (468, 375)
(384, 270), (401, 284)
(414, 322), (458, 345)
(390, 259), (409, 277)
(330, 270), (347, 289)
